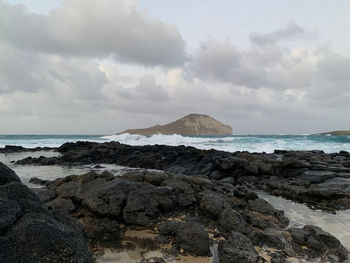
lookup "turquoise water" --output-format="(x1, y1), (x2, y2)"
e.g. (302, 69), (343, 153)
(0, 135), (105, 148)
(1, 134), (350, 153)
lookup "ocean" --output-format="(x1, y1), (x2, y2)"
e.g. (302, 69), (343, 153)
(1, 134), (350, 153)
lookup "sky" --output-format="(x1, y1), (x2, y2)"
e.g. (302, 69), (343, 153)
(1, 0), (350, 134)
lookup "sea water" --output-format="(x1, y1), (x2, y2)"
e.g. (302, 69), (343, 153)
(1, 134), (350, 153)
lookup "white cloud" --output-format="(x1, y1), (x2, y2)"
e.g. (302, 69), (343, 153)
(0, 0), (186, 66)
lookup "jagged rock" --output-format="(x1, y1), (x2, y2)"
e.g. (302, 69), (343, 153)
(289, 225), (348, 261)
(200, 194), (226, 218)
(0, 163), (93, 263)
(300, 170), (335, 183)
(48, 197), (76, 212)
(249, 231), (285, 250)
(31, 188), (56, 202)
(13, 141), (350, 211)
(0, 162), (20, 185)
(175, 222), (209, 256)
(158, 220), (182, 237)
(22, 167), (349, 262)
(219, 208), (250, 234)
(218, 231), (258, 263)
(123, 190), (159, 226)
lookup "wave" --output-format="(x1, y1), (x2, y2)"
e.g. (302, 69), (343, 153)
(1, 134), (350, 154)
(101, 133), (350, 154)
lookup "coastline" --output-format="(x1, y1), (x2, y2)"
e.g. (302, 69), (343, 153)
(1, 142), (350, 262)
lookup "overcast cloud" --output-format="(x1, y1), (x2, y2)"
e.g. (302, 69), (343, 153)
(0, 0), (350, 134)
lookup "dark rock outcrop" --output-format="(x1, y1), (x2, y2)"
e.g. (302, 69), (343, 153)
(0, 162), (93, 263)
(0, 162), (20, 185)
(16, 141), (350, 211)
(289, 225), (348, 261)
(32, 169), (349, 262)
(218, 231), (258, 263)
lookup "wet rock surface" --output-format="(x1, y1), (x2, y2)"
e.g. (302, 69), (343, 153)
(0, 162), (93, 263)
(33, 169), (348, 262)
(14, 142), (350, 211)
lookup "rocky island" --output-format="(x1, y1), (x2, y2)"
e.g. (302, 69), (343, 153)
(1, 142), (350, 262)
(118, 114), (233, 136)
(320, 131), (350, 135)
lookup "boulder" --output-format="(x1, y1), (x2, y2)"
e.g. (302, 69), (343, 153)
(219, 208), (250, 234)
(218, 231), (258, 263)
(175, 222), (210, 256)
(289, 225), (348, 261)
(200, 194), (226, 218)
(0, 162), (20, 185)
(300, 170), (335, 184)
(0, 164), (93, 263)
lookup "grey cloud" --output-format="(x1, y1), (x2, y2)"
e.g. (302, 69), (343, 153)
(0, 0), (186, 67)
(250, 21), (315, 46)
(305, 54), (350, 107)
(0, 40), (107, 101)
(190, 39), (241, 82)
(189, 37), (314, 90)
(0, 42), (49, 94)
(116, 75), (169, 101)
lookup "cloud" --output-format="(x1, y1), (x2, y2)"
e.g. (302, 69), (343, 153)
(0, 2), (350, 135)
(0, 0), (186, 66)
(189, 37), (315, 90)
(116, 75), (169, 101)
(305, 53), (350, 107)
(0, 40), (107, 97)
(249, 21), (316, 46)
(189, 39), (241, 82)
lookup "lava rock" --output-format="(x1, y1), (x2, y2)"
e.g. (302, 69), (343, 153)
(0, 163), (93, 263)
(175, 222), (209, 256)
(218, 231), (258, 263)
(219, 208), (250, 234)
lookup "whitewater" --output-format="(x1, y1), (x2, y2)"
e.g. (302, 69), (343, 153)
(1, 133), (350, 153)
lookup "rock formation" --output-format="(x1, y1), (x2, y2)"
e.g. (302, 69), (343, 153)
(118, 113), (233, 136)
(0, 162), (93, 263)
(16, 142), (350, 212)
(5, 142), (350, 262)
(320, 130), (350, 135)
(34, 169), (348, 262)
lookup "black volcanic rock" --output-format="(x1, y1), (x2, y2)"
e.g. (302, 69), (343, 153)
(218, 231), (258, 263)
(15, 141), (350, 211)
(0, 162), (93, 263)
(0, 162), (20, 185)
(30, 168), (348, 262)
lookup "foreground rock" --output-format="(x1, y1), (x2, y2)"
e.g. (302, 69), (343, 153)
(36, 170), (348, 262)
(0, 162), (93, 263)
(16, 141), (350, 211)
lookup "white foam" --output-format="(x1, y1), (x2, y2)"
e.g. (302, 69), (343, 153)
(100, 133), (350, 153)
(2, 134), (350, 154)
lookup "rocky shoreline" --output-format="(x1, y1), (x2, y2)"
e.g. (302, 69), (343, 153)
(16, 141), (350, 212)
(1, 141), (350, 262)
